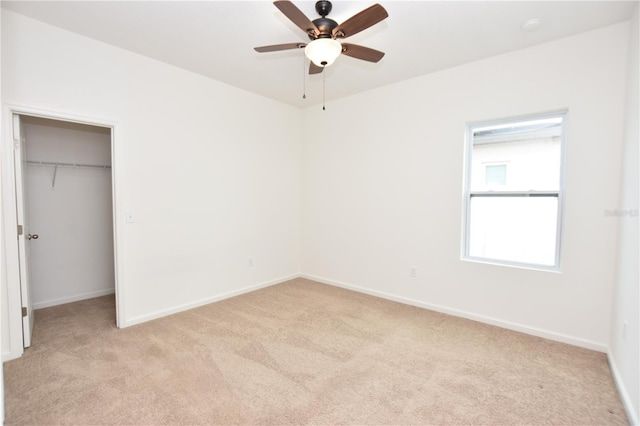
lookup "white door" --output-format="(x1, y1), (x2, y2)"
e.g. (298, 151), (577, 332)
(13, 113), (35, 348)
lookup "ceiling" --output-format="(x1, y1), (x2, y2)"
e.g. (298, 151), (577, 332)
(2, 1), (637, 108)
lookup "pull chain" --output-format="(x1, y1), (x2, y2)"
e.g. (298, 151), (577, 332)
(302, 51), (306, 99)
(322, 67), (326, 111)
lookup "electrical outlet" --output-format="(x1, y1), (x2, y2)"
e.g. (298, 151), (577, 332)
(623, 320), (628, 342)
(410, 267), (417, 278)
(248, 257), (254, 268)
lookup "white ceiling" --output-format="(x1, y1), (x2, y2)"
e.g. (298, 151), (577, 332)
(2, 1), (637, 108)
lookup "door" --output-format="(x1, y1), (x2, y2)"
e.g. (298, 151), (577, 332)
(13, 113), (35, 348)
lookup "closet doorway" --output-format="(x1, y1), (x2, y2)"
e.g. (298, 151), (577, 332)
(17, 114), (116, 345)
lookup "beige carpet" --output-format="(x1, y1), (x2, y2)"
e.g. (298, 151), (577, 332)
(3, 278), (628, 425)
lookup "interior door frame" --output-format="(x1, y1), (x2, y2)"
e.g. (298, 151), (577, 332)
(2, 104), (123, 361)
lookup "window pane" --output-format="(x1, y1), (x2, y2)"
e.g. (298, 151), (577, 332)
(485, 164), (507, 186)
(470, 117), (562, 192)
(468, 196), (558, 266)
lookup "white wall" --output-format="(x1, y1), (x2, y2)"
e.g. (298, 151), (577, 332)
(1, 10), (302, 359)
(609, 5), (639, 425)
(301, 22), (630, 351)
(1, 3), (6, 420)
(23, 117), (115, 309)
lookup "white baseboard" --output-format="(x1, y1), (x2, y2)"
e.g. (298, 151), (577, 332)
(33, 288), (116, 310)
(2, 349), (23, 363)
(608, 350), (640, 426)
(301, 274), (607, 352)
(121, 273), (300, 328)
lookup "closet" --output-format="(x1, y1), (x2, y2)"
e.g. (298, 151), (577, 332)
(22, 116), (115, 309)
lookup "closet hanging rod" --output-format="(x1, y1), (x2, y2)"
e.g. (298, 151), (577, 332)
(26, 160), (111, 169)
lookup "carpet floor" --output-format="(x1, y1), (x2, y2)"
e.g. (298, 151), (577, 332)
(3, 278), (628, 425)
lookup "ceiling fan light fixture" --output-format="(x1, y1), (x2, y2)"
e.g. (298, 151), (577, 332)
(305, 38), (342, 67)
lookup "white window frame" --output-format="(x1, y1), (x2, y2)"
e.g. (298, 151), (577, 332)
(462, 111), (567, 271)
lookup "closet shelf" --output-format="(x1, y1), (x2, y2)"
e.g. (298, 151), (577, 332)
(26, 160), (111, 169)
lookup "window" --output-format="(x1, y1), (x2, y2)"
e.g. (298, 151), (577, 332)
(484, 163), (507, 187)
(462, 113), (565, 269)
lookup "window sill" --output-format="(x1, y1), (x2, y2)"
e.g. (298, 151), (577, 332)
(461, 256), (561, 273)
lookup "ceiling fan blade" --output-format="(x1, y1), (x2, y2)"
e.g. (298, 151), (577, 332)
(274, 1), (319, 37)
(309, 62), (324, 74)
(333, 4), (388, 39)
(340, 43), (385, 63)
(254, 43), (306, 53)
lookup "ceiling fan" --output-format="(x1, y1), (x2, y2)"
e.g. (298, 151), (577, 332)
(254, 0), (388, 75)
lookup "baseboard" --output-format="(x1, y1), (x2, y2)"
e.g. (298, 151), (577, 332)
(2, 349), (23, 363)
(608, 350), (640, 426)
(301, 274), (607, 352)
(33, 288), (116, 310)
(122, 273), (300, 328)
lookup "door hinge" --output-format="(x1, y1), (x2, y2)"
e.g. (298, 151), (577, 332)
(17, 224), (23, 236)
(22, 307), (27, 317)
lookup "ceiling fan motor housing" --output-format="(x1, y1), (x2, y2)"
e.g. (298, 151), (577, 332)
(309, 0), (338, 39)
(310, 17), (338, 39)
